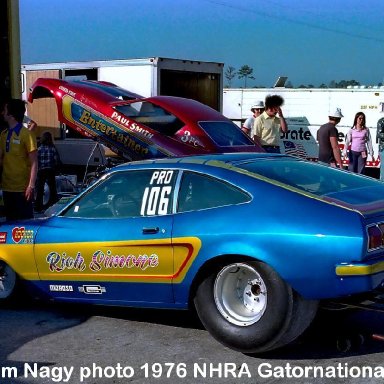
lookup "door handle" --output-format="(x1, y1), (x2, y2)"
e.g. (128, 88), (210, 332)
(142, 227), (160, 234)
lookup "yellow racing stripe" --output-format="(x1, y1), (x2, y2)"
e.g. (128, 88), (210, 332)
(336, 261), (384, 276)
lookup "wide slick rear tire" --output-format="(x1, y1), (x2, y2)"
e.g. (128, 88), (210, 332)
(194, 260), (317, 353)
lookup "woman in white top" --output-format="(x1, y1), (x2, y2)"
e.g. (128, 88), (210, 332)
(343, 112), (374, 174)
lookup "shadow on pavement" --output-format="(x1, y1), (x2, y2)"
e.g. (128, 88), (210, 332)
(258, 308), (384, 360)
(79, 303), (384, 360)
(0, 298), (89, 381)
(2, 298), (384, 369)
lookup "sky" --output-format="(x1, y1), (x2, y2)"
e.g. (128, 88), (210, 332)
(19, 0), (384, 88)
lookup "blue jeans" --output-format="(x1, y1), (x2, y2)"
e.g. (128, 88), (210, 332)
(348, 150), (366, 174)
(35, 168), (58, 211)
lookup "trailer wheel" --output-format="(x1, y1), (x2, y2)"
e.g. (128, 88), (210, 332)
(42, 182), (51, 208)
(194, 260), (316, 353)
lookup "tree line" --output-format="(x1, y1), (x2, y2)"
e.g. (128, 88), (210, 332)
(225, 65), (383, 89)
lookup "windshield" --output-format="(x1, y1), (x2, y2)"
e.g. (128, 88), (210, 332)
(237, 158), (383, 197)
(199, 121), (255, 146)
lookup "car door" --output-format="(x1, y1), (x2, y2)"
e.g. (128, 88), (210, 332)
(33, 168), (178, 305)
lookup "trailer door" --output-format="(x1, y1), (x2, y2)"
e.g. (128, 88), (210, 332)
(160, 69), (220, 111)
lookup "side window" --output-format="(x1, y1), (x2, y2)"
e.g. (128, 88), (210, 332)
(114, 102), (184, 136)
(61, 169), (177, 218)
(177, 172), (250, 213)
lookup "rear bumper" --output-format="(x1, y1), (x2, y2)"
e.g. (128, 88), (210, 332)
(334, 259), (384, 296)
(336, 260), (384, 277)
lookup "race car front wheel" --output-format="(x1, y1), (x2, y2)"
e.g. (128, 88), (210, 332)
(194, 260), (318, 353)
(0, 261), (18, 301)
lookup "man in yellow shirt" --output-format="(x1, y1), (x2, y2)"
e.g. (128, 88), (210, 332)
(0, 99), (37, 221)
(251, 95), (287, 153)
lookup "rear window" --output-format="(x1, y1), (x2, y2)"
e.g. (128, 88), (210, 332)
(199, 121), (255, 146)
(177, 171), (250, 212)
(238, 158), (382, 196)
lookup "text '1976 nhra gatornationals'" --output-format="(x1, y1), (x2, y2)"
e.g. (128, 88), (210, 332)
(2, 153), (384, 353)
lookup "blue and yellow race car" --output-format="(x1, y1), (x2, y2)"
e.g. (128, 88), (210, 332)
(2, 152), (384, 353)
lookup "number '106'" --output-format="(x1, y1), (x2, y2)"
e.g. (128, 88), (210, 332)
(140, 186), (172, 216)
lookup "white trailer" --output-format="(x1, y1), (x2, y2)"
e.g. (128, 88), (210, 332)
(223, 87), (384, 174)
(22, 57), (223, 111)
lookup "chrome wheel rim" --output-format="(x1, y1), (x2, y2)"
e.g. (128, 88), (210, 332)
(0, 262), (16, 299)
(214, 263), (267, 326)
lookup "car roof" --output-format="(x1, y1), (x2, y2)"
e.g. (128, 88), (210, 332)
(114, 152), (290, 170)
(143, 96), (228, 122)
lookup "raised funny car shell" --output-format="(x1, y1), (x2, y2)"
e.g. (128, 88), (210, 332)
(28, 78), (263, 161)
(2, 152), (384, 353)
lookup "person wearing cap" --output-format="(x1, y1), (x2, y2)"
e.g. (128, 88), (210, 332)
(242, 101), (264, 136)
(317, 108), (344, 168)
(251, 95), (287, 153)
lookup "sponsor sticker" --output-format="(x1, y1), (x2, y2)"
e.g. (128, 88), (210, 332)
(79, 285), (106, 295)
(12, 227), (34, 244)
(49, 285), (73, 292)
(0, 232), (7, 243)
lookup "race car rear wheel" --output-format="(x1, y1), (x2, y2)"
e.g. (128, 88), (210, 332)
(214, 262), (268, 326)
(194, 260), (317, 353)
(0, 261), (18, 301)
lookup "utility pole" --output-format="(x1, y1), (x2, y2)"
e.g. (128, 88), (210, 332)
(1, 0), (21, 101)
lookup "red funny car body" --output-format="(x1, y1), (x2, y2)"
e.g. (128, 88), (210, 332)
(28, 78), (263, 160)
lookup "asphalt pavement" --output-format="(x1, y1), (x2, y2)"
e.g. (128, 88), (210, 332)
(2, 299), (384, 384)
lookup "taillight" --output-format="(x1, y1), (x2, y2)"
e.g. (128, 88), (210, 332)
(368, 225), (384, 251)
